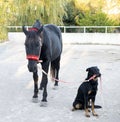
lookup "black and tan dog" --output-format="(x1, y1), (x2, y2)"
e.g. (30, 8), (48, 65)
(72, 66), (101, 117)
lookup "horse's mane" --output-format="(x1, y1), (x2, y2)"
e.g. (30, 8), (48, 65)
(44, 24), (61, 37)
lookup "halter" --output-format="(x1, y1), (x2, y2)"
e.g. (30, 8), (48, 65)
(28, 28), (38, 32)
(26, 55), (39, 61)
(26, 54), (43, 62)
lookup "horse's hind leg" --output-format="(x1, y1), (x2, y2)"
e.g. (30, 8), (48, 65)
(51, 56), (61, 86)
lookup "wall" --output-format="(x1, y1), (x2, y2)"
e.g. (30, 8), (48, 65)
(8, 32), (120, 45)
(62, 33), (120, 45)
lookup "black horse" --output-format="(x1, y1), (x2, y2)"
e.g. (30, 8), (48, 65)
(23, 20), (62, 105)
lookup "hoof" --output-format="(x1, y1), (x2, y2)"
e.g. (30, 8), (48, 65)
(53, 85), (58, 90)
(40, 101), (47, 107)
(32, 97), (39, 103)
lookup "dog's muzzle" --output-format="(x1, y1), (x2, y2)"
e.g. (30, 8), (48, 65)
(97, 73), (101, 77)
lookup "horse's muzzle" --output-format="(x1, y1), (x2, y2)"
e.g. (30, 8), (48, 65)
(28, 61), (37, 72)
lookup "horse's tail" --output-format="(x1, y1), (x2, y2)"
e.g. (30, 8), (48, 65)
(50, 63), (56, 82)
(50, 56), (60, 82)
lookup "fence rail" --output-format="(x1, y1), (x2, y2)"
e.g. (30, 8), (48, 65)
(7, 26), (120, 33)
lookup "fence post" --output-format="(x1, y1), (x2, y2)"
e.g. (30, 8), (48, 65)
(64, 26), (66, 33)
(84, 27), (86, 33)
(105, 26), (107, 33)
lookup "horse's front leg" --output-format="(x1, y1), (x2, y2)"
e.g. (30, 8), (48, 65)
(40, 62), (49, 106)
(32, 71), (39, 103)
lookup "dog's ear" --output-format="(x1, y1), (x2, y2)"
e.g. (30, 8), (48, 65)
(86, 68), (90, 72)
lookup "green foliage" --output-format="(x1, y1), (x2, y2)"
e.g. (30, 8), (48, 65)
(10, 0), (66, 26)
(0, 0), (67, 41)
(0, 26), (8, 42)
(0, 0), (9, 42)
(64, 0), (120, 27)
(75, 11), (116, 26)
(63, 0), (80, 25)
(75, 11), (117, 32)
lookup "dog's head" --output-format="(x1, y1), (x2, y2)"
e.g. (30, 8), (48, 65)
(85, 66), (101, 81)
(86, 66), (101, 91)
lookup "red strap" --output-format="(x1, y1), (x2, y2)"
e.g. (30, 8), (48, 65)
(27, 55), (39, 61)
(85, 75), (96, 82)
(88, 75), (96, 81)
(28, 28), (38, 32)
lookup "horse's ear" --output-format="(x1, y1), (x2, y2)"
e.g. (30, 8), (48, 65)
(37, 25), (43, 35)
(22, 26), (28, 35)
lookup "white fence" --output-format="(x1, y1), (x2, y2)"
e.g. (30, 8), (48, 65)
(59, 26), (120, 33)
(7, 26), (120, 33)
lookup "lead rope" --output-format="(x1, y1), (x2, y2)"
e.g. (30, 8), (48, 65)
(99, 77), (105, 112)
(37, 64), (72, 83)
(38, 65), (101, 84)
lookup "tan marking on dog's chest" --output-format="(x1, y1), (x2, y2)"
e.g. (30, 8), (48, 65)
(88, 90), (92, 94)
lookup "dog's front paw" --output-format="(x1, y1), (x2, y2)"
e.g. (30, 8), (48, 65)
(88, 109), (91, 112)
(71, 107), (76, 111)
(92, 112), (98, 117)
(85, 113), (90, 117)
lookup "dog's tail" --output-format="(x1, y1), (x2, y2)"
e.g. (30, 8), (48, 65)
(88, 105), (102, 109)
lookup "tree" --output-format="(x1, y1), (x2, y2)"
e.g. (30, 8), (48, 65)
(0, 0), (9, 41)
(66, 0), (119, 26)
(103, 0), (120, 24)
(75, 11), (116, 26)
(63, 0), (80, 25)
(11, 0), (67, 25)
(0, 0), (68, 41)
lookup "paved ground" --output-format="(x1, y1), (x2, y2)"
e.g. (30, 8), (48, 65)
(0, 39), (120, 122)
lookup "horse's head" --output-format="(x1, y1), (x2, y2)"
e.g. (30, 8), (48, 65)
(23, 26), (43, 72)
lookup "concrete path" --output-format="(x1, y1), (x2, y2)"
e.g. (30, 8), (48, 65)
(0, 39), (120, 122)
